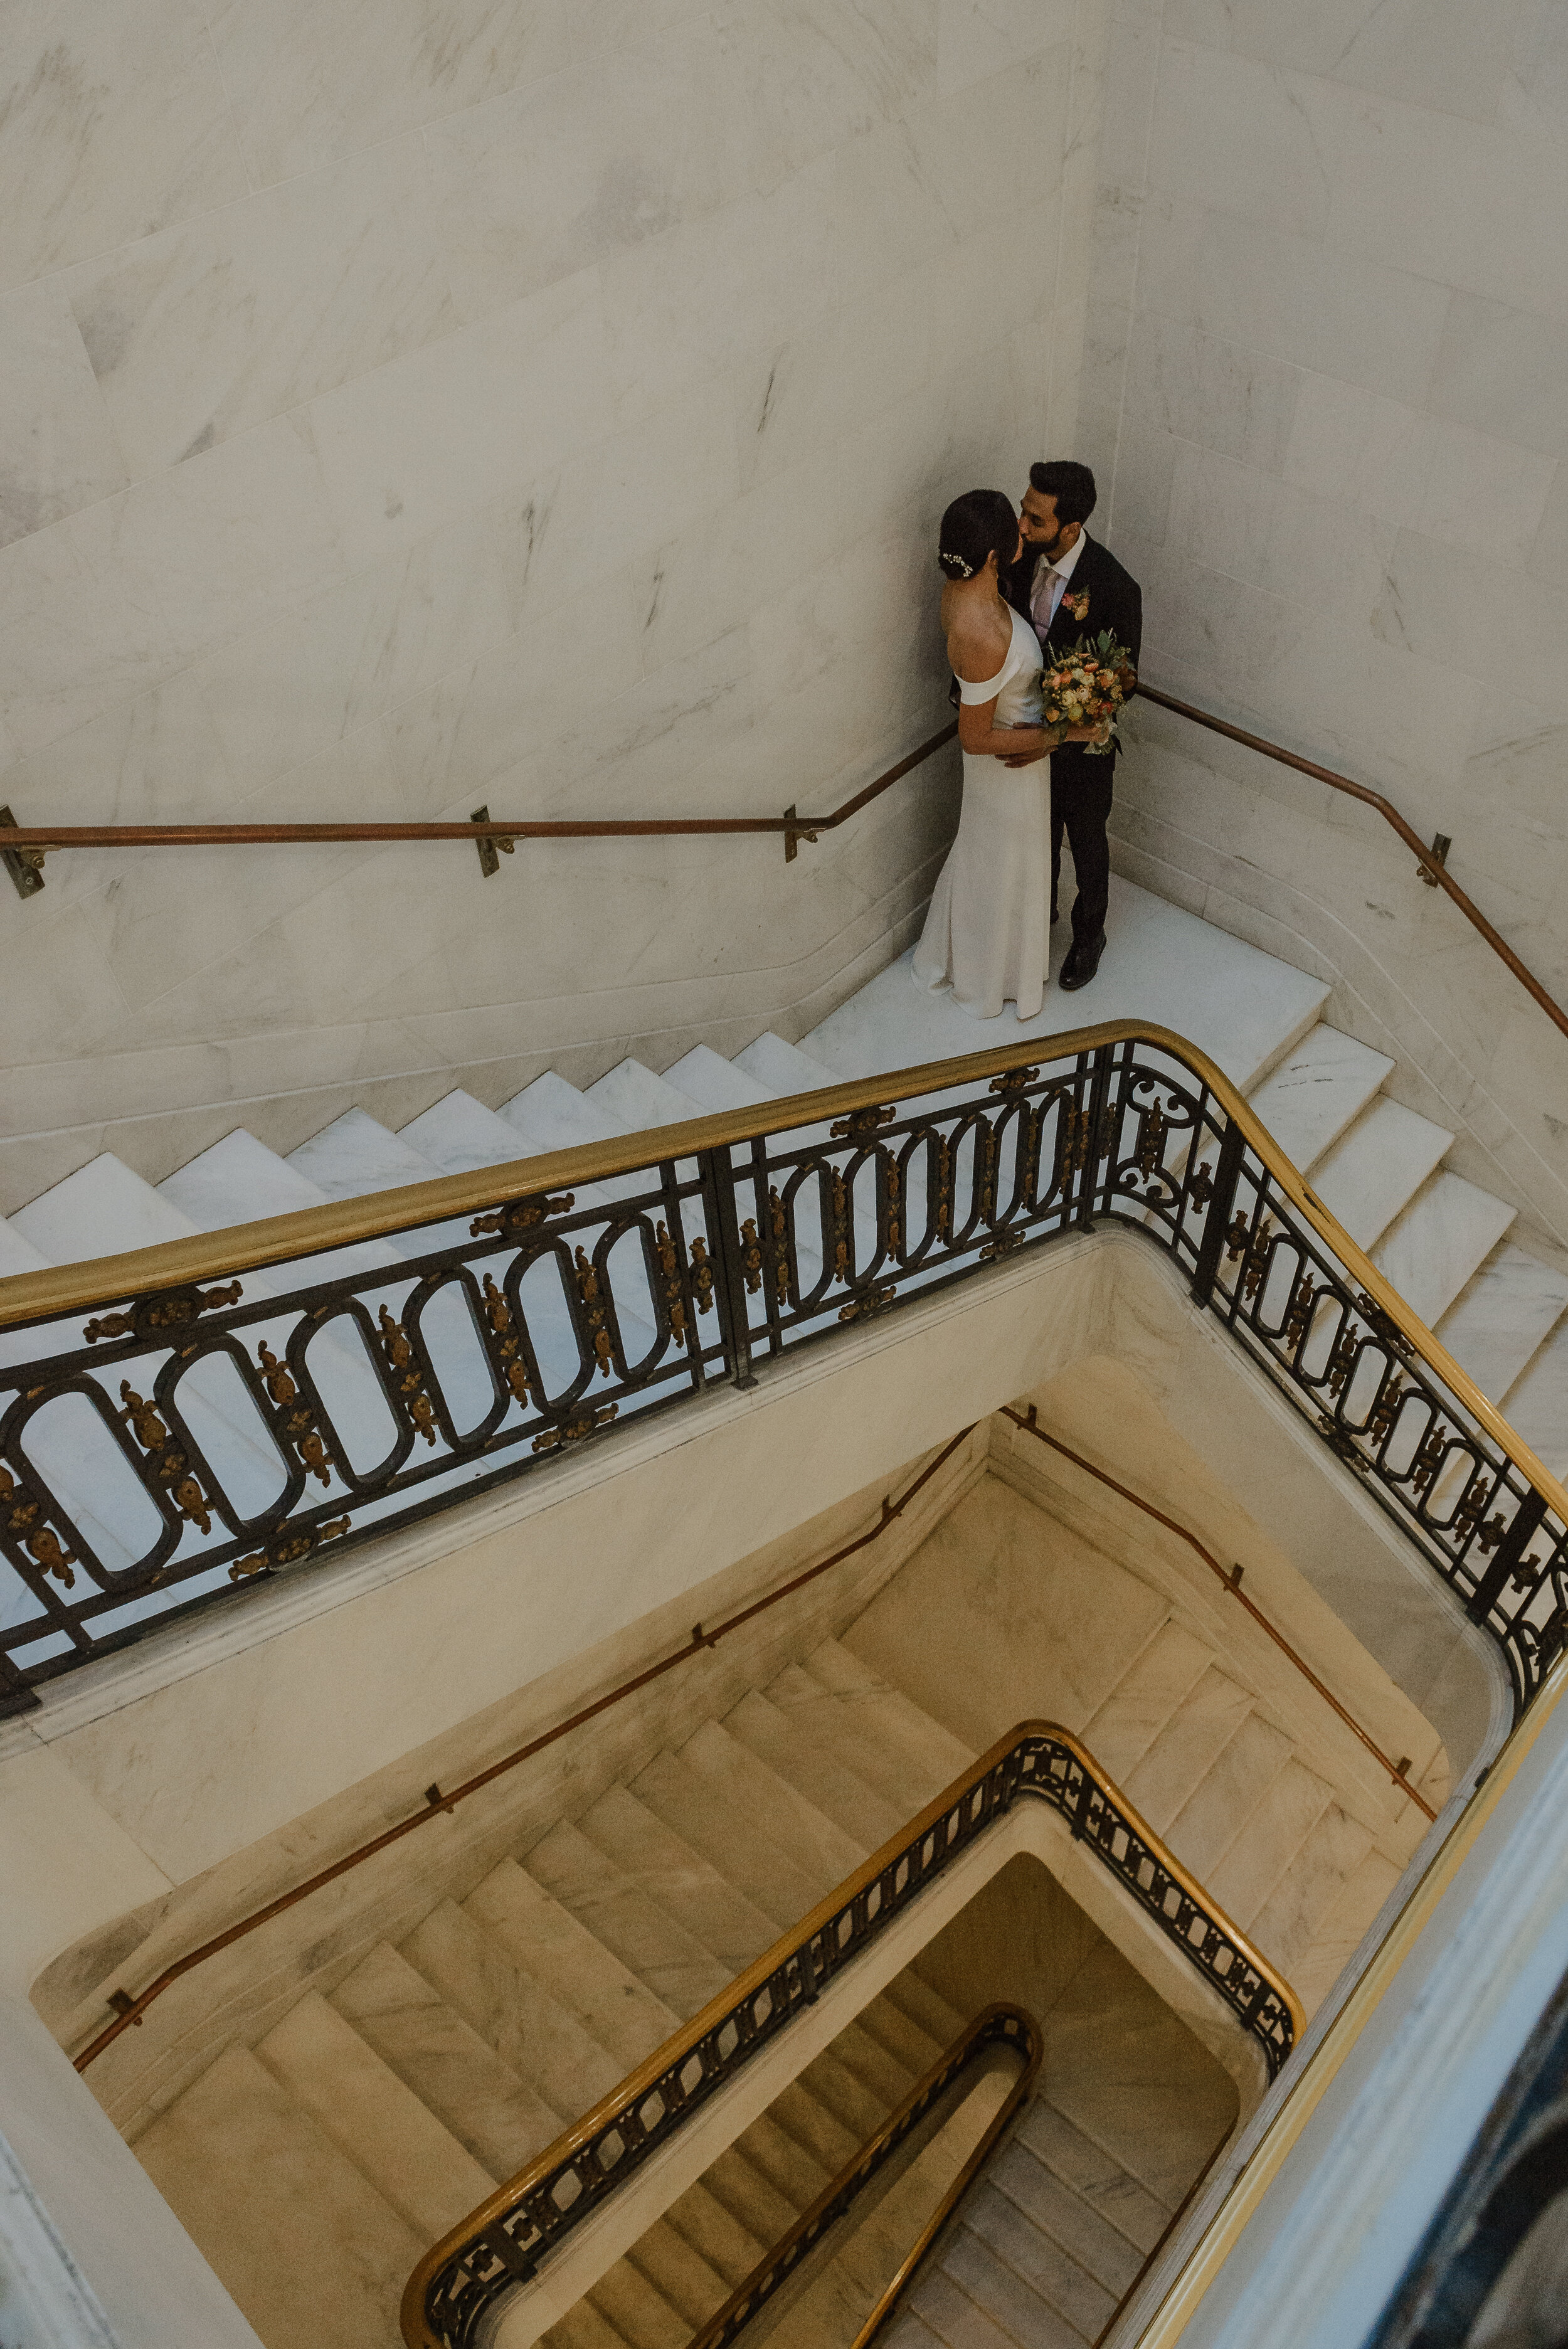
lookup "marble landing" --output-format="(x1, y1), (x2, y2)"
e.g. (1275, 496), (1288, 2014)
(798, 878), (1329, 1091)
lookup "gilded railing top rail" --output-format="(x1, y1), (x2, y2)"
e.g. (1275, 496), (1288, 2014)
(4, 1015), (1563, 1543)
(399, 1715), (1304, 2346)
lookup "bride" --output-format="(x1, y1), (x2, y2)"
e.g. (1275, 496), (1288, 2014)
(913, 489), (1102, 1021)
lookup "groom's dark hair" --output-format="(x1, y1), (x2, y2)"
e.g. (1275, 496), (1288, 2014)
(938, 489), (1017, 581)
(1029, 460), (1096, 526)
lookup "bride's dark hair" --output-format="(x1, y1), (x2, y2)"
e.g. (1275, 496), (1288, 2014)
(937, 489), (1017, 581)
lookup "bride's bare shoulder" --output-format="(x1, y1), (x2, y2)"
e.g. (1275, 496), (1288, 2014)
(946, 603), (1010, 685)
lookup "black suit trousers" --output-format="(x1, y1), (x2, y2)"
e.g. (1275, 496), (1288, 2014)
(1049, 747), (1113, 946)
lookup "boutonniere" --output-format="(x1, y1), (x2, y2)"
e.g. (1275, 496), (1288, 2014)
(1064, 589), (1089, 623)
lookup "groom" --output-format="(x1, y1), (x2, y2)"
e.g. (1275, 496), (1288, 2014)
(1002, 460), (1142, 992)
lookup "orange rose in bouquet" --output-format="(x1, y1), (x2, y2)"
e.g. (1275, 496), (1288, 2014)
(1041, 629), (1136, 756)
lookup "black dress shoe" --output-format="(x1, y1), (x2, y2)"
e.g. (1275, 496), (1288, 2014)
(1059, 931), (1106, 991)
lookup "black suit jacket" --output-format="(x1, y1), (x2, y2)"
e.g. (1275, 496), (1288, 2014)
(1000, 533), (1143, 773)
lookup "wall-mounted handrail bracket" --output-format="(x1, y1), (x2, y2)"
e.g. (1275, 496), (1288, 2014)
(783, 803), (820, 862)
(1417, 832), (1453, 888)
(470, 805), (516, 880)
(0, 807), (46, 901)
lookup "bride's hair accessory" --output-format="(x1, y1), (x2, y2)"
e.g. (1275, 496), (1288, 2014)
(938, 488), (1017, 581)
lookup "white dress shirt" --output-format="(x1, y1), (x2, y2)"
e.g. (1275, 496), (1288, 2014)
(1029, 527), (1088, 645)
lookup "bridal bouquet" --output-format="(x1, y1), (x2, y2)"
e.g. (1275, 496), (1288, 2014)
(1041, 630), (1136, 755)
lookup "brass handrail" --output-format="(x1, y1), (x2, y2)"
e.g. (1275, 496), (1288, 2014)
(686, 2003), (1041, 2349)
(1002, 1406), (1438, 1822)
(3, 1014), (1562, 1546)
(0, 723), (958, 887)
(1138, 684), (1568, 1049)
(399, 1718), (1303, 2348)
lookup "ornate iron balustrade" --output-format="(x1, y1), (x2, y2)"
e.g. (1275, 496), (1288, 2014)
(401, 1719), (1300, 2349)
(687, 2002), (1040, 2349)
(1, 1022), (1565, 1715)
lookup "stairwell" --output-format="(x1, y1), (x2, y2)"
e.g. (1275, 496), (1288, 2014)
(117, 1421), (1438, 2349)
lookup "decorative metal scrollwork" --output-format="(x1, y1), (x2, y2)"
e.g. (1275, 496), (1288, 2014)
(469, 1192), (575, 1240)
(117, 1383), (213, 1534)
(3, 1029), (1564, 1721)
(83, 1280), (243, 1346)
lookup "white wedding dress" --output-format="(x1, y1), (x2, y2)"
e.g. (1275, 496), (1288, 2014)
(913, 606), (1048, 1019)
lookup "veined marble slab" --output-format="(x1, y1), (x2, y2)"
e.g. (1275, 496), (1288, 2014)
(586, 1058), (705, 1134)
(399, 1088), (536, 1177)
(1244, 1024), (1394, 1174)
(1308, 1096), (1453, 1252)
(1437, 1244), (1568, 1406)
(500, 1068), (630, 1150)
(733, 1032), (840, 1095)
(286, 1106), (443, 1201)
(158, 1126), (406, 1286)
(799, 878), (1328, 1093)
(1499, 1322), (1568, 1482)
(1371, 1170), (1516, 1332)
(11, 1150), (200, 1264)
(662, 1041), (774, 1110)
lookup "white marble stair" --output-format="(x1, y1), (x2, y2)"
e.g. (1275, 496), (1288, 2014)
(886, 2097), (1175, 2349)
(122, 1578), (1422, 2349)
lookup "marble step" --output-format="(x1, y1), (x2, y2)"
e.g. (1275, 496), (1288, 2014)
(1204, 1755), (1334, 1934)
(804, 1640), (978, 1792)
(255, 1988), (494, 2240)
(660, 2175), (771, 2289)
(586, 2250), (689, 2349)
(575, 1783), (780, 1974)
(1118, 1662), (1254, 1838)
(585, 1059), (704, 1138)
(677, 1717), (867, 1894)
(541, 2295), (625, 2349)
(400, 1898), (623, 2124)
(662, 1042), (776, 1111)
(1077, 1620), (1216, 1787)
(698, 2136), (807, 2244)
(134, 2043), (421, 2349)
(1498, 1318), (1568, 1480)
(1242, 1024), (1394, 1173)
(1163, 1712), (1293, 1885)
(622, 2212), (733, 2330)
(1293, 1849), (1404, 2014)
(1437, 1244), (1568, 1406)
(798, 878), (1329, 1095)
(0, 1212), (48, 1280)
(731, 1030), (841, 1096)
(881, 1968), (967, 2057)
(1308, 1096), (1453, 1253)
(1370, 1170), (1516, 1332)
(1244, 1802), (1375, 1976)
(771, 2054), (1027, 2349)
(627, 1747), (826, 1932)
(331, 1941), (564, 2180)
(158, 1127), (410, 1288)
(722, 1687), (906, 1849)
(763, 1662), (961, 1815)
(855, 1988), (947, 2082)
(522, 1820), (732, 2023)
(400, 1087), (547, 1179)
(501, 1068), (632, 1150)
(464, 1856), (678, 2072)
(286, 1106), (444, 1202)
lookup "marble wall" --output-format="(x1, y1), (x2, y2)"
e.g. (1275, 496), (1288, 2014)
(1077, 1), (1568, 1256)
(0, 0), (1112, 1199)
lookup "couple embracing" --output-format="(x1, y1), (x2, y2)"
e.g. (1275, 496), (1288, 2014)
(913, 462), (1142, 1020)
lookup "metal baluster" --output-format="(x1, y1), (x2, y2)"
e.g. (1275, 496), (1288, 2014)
(1189, 1116), (1247, 1308)
(1075, 1041), (1116, 1232)
(697, 1145), (759, 1391)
